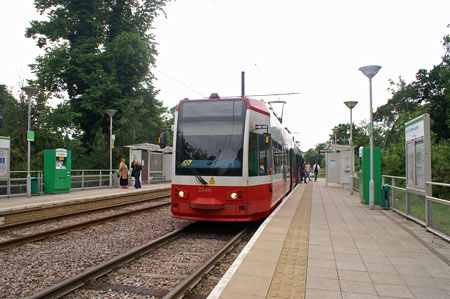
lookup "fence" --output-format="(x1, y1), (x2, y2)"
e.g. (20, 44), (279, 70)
(0, 171), (44, 198)
(0, 168), (169, 199)
(382, 175), (450, 242)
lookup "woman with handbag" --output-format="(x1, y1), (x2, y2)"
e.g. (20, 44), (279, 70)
(119, 157), (129, 189)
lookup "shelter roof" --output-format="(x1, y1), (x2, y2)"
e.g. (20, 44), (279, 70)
(124, 143), (172, 153)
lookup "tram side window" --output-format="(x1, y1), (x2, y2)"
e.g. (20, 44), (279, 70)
(249, 132), (258, 176)
(273, 141), (282, 175)
(249, 132), (269, 176)
(258, 134), (268, 175)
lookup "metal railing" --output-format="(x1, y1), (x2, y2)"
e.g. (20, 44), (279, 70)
(0, 169), (169, 198)
(70, 169), (112, 191)
(382, 175), (450, 242)
(352, 174), (359, 192)
(0, 171), (44, 198)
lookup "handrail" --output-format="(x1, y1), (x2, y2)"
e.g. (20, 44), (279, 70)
(427, 181), (450, 188)
(381, 174), (450, 242)
(1, 168), (169, 198)
(382, 175), (406, 180)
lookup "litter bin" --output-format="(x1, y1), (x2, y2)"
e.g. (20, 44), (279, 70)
(31, 177), (39, 195)
(380, 184), (390, 209)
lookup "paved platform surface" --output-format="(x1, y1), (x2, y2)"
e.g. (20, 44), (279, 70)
(0, 183), (171, 213)
(209, 179), (450, 299)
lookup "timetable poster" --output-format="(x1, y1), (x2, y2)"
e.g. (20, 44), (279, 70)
(415, 141), (425, 188)
(0, 150), (7, 177)
(406, 142), (415, 187)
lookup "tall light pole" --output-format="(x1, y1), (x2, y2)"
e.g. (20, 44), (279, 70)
(332, 128), (338, 144)
(22, 86), (38, 197)
(344, 101), (358, 195)
(106, 109), (117, 188)
(359, 65), (381, 210)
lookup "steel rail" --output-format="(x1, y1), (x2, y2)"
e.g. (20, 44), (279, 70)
(163, 226), (250, 299)
(0, 193), (170, 231)
(0, 202), (170, 249)
(29, 224), (191, 299)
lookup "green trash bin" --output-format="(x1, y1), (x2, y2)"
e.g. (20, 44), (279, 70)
(380, 184), (390, 209)
(31, 177), (39, 195)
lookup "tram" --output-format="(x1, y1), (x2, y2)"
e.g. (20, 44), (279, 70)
(170, 94), (302, 222)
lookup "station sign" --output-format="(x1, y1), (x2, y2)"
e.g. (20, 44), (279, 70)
(27, 130), (35, 142)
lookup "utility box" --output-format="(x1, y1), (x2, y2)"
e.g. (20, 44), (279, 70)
(381, 184), (390, 209)
(44, 149), (71, 194)
(31, 177), (39, 195)
(359, 147), (381, 205)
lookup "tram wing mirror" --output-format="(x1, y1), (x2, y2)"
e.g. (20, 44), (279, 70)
(262, 133), (271, 150)
(159, 133), (166, 149)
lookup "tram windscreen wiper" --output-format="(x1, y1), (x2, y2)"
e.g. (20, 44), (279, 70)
(178, 151), (208, 185)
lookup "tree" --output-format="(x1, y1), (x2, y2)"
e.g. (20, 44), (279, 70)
(26, 0), (168, 150)
(0, 85), (27, 170)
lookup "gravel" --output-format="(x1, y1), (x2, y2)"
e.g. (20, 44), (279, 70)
(0, 206), (190, 298)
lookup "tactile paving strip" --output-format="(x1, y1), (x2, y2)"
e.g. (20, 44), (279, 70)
(266, 183), (312, 299)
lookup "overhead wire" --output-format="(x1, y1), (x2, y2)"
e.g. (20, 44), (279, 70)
(155, 68), (206, 97)
(210, 0), (273, 92)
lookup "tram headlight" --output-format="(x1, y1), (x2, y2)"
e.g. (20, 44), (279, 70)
(228, 190), (243, 200)
(174, 188), (188, 199)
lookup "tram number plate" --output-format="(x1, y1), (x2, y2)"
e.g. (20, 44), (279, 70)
(198, 187), (212, 193)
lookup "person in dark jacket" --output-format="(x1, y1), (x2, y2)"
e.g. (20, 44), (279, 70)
(131, 157), (142, 189)
(301, 161), (307, 183)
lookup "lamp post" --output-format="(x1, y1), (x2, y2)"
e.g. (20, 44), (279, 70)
(359, 65), (381, 210)
(344, 101), (358, 195)
(106, 109), (117, 188)
(22, 86), (38, 197)
(332, 128), (338, 144)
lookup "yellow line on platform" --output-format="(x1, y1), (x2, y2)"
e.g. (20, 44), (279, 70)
(266, 183), (312, 299)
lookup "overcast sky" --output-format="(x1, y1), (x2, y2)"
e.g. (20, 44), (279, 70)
(1, 0), (449, 150)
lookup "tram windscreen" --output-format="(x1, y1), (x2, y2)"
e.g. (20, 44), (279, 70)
(176, 100), (246, 176)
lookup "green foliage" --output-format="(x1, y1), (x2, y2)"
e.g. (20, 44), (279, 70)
(26, 0), (168, 148)
(0, 85), (27, 170)
(303, 143), (326, 167)
(322, 26), (450, 199)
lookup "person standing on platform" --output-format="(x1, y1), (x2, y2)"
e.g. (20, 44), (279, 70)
(131, 157), (142, 189)
(313, 162), (320, 182)
(119, 157), (129, 189)
(305, 162), (311, 181)
(301, 161), (307, 183)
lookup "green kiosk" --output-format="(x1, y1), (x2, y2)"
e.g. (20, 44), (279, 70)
(359, 147), (381, 205)
(44, 148), (71, 194)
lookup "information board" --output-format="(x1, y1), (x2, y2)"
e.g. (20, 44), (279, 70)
(0, 137), (10, 178)
(405, 114), (430, 190)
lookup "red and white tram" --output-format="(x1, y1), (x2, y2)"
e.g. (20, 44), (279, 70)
(170, 94), (301, 222)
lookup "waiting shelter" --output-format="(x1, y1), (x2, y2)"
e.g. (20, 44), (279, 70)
(124, 143), (172, 184)
(323, 143), (353, 189)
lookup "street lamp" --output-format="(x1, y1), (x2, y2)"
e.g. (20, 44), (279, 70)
(344, 101), (358, 195)
(106, 109), (117, 188)
(359, 65), (381, 210)
(332, 128), (338, 144)
(22, 86), (38, 197)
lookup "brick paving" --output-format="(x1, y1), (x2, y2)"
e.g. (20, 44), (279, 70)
(209, 179), (450, 299)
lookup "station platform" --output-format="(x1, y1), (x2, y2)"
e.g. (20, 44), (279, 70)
(209, 179), (450, 299)
(0, 183), (171, 224)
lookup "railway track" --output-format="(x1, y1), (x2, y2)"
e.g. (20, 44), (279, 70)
(0, 196), (170, 249)
(30, 222), (254, 299)
(0, 187), (170, 226)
